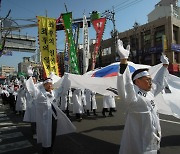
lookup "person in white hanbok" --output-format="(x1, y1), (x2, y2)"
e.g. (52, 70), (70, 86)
(102, 95), (116, 117)
(15, 85), (27, 116)
(84, 89), (98, 116)
(72, 88), (84, 121)
(60, 89), (72, 117)
(116, 39), (169, 154)
(23, 77), (40, 139)
(25, 77), (76, 154)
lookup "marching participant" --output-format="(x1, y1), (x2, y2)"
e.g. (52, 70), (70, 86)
(25, 76), (76, 154)
(102, 95), (116, 117)
(84, 89), (98, 116)
(23, 76), (39, 139)
(72, 88), (84, 121)
(117, 39), (169, 154)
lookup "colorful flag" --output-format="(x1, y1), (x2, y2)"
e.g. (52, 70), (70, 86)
(82, 15), (90, 74)
(61, 12), (80, 74)
(91, 18), (106, 70)
(37, 16), (59, 77)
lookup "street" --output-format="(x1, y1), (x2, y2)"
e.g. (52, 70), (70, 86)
(0, 96), (180, 154)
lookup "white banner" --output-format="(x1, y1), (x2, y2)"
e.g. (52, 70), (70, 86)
(82, 15), (90, 74)
(57, 62), (180, 119)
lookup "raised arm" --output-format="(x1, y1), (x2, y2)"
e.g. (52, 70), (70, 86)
(117, 39), (137, 103)
(25, 77), (39, 98)
(152, 54), (169, 96)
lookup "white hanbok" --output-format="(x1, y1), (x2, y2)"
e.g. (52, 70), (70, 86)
(25, 77), (76, 147)
(72, 88), (84, 114)
(23, 83), (41, 122)
(84, 89), (97, 110)
(117, 64), (168, 154)
(103, 95), (116, 109)
(15, 87), (27, 111)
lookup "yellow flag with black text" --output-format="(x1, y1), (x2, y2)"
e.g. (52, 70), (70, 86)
(37, 16), (59, 77)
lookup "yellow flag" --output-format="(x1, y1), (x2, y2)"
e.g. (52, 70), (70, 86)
(37, 16), (59, 77)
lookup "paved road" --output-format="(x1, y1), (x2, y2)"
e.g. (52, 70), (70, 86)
(0, 96), (180, 154)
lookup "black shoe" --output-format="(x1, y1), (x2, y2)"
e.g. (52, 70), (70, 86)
(94, 113), (98, 116)
(112, 108), (117, 112)
(77, 117), (83, 122)
(93, 109), (98, 116)
(102, 110), (106, 117)
(109, 112), (114, 117)
(87, 110), (90, 116)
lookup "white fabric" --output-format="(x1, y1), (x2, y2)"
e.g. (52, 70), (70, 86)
(117, 39), (130, 59)
(60, 89), (71, 111)
(59, 62), (180, 120)
(132, 71), (150, 81)
(103, 95), (116, 108)
(27, 65), (34, 76)
(82, 15), (90, 74)
(23, 82), (41, 122)
(117, 65), (168, 154)
(72, 88), (84, 114)
(84, 89), (97, 110)
(43, 78), (53, 84)
(16, 87), (27, 111)
(160, 54), (169, 65)
(25, 77), (76, 147)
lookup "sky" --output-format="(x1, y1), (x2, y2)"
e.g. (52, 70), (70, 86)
(0, 0), (166, 70)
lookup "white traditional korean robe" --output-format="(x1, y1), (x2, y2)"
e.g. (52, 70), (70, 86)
(103, 95), (116, 108)
(117, 64), (168, 154)
(84, 89), (97, 110)
(15, 87), (27, 111)
(23, 83), (41, 122)
(72, 88), (84, 114)
(60, 89), (72, 111)
(25, 77), (76, 147)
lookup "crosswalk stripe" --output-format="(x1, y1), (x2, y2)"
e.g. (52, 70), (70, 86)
(0, 126), (17, 131)
(0, 114), (7, 118)
(0, 117), (10, 121)
(0, 140), (32, 153)
(0, 132), (23, 140)
(0, 121), (14, 127)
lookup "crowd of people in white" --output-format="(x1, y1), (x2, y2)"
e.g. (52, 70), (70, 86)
(0, 39), (170, 154)
(0, 75), (116, 154)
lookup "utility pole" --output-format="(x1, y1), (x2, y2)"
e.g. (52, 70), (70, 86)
(102, 7), (118, 62)
(64, 3), (68, 13)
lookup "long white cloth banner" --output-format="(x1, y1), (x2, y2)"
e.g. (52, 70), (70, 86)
(52, 62), (180, 119)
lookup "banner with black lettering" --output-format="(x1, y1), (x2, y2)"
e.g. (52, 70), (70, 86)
(37, 16), (59, 77)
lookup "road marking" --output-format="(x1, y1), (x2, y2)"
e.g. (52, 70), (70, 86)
(0, 122), (14, 127)
(0, 114), (7, 118)
(160, 119), (180, 125)
(0, 132), (23, 140)
(0, 117), (10, 121)
(0, 140), (32, 153)
(0, 126), (17, 131)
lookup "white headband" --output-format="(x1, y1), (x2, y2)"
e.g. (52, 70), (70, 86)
(43, 78), (53, 84)
(133, 71), (150, 81)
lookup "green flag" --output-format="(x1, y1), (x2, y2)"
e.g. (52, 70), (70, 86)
(62, 12), (80, 74)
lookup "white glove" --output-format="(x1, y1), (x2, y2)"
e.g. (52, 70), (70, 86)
(27, 65), (34, 77)
(117, 39), (130, 59)
(160, 54), (169, 65)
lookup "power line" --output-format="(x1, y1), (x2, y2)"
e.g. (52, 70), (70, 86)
(114, 0), (144, 13)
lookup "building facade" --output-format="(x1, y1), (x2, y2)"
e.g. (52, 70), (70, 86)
(0, 65), (15, 76)
(91, 0), (180, 76)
